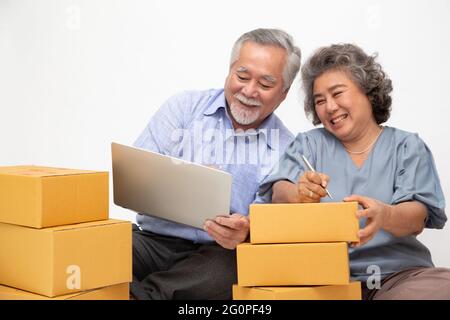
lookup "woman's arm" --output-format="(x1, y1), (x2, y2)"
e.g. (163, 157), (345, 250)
(272, 180), (299, 203)
(383, 201), (427, 237)
(345, 195), (427, 246)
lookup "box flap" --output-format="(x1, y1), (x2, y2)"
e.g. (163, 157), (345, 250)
(0, 166), (106, 177)
(45, 219), (130, 233)
(0, 283), (129, 300)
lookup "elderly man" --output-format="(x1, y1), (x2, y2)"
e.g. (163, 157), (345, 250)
(130, 28), (301, 300)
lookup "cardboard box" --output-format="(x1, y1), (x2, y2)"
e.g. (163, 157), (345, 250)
(237, 242), (349, 286)
(0, 219), (132, 297)
(0, 165), (109, 228)
(249, 202), (359, 244)
(0, 283), (130, 300)
(233, 282), (361, 300)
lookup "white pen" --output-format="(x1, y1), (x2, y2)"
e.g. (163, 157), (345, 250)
(301, 155), (334, 200)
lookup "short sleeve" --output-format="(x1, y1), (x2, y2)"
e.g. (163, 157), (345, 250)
(254, 132), (313, 204)
(392, 134), (447, 229)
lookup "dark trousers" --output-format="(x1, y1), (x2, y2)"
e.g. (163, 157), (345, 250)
(362, 266), (450, 300)
(130, 224), (237, 300)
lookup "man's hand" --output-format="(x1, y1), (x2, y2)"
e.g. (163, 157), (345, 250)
(203, 213), (250, 250)
(344, 195), (392, 247)
(297, 171), (330, 203)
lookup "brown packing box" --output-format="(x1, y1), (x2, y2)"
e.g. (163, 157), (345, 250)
(233, 282), (361, 300)
(237, 242), (349, 286)
(0, 283), (130, 300)
(0, 165), (109, 228)
(249, 202), (359, 244)
(0, 219), (132, 297)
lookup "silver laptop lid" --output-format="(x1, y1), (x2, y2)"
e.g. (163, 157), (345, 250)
(111, 142), (232, 229)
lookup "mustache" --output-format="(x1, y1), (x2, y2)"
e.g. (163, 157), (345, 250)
(234, 93), (262, 106)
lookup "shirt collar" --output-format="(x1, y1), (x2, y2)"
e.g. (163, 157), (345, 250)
(203, 90), (227, 116)
(203, 90), (279, 150)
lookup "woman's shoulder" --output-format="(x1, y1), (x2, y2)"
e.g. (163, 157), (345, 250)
(286, 128), (337, 156)
(384, 126), (425, 146)
(382, 126), (436, 163)
(291, 126), (429, 152)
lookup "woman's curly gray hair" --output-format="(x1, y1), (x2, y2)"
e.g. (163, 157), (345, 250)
(301, 43), (393, 125)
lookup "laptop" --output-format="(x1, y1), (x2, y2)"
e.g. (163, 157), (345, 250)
(111, 142), (232, 229)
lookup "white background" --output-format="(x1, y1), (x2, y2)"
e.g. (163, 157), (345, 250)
(1, 0), (449, 267)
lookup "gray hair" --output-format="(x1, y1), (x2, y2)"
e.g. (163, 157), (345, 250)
(230, 28), (301, 91)
(301, 43), (393, 125)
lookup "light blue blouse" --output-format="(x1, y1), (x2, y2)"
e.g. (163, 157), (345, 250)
(256, 126), (447, 282)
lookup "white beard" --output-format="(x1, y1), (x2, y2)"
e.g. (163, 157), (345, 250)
(229, 93), (262, 126)
(229, 102), (261, 126)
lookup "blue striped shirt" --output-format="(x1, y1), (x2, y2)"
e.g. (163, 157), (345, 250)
(133, 88), (294, 243)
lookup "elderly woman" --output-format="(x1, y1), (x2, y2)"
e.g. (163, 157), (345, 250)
(256, 43), (450, 300)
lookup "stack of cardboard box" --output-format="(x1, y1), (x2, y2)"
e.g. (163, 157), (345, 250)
(0, 166), (132, 300)
(233, 202), (362, 300)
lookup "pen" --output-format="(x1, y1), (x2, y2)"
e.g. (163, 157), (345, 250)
(301, 155), (334, 200)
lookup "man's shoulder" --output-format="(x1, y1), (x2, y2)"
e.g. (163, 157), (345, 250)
(161, 88), (224, 121)
(168, 88), (224, 107)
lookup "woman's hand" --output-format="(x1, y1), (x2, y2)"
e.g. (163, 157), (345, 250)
(297, 171), (330, 203)
(344, 195), (393, 247)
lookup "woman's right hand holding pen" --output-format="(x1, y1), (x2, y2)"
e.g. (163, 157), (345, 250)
(297, 171), (330, 203)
